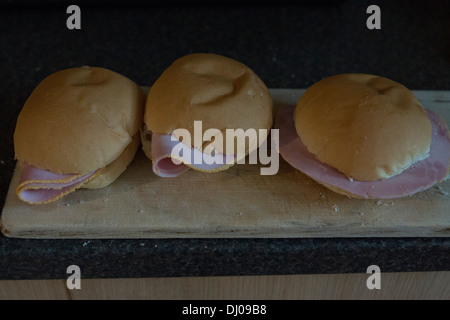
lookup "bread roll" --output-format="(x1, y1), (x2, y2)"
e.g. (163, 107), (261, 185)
(294, 73), (432, 181)
(14, 66), (145, 177)
(144, 53), (273, 157)
(83, 133), (140, 189)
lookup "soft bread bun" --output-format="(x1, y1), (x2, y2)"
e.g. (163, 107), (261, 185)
(83, 133), (140, 189)
(144, 53), (273, 157)
(14, 66), (145, 175)
(294, 73), (432, 181)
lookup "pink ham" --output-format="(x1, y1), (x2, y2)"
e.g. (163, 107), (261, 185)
(276, 105), (450, 199)
(16, 164), (98, 204)
(151, 133), (235, 177)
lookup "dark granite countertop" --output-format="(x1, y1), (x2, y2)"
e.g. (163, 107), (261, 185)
(1, 0), (449, 280)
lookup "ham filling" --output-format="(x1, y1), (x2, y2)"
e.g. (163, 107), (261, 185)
(150, 133), (235, 177)
(276, 105), (450, 199)
(16, 164), (98, 204)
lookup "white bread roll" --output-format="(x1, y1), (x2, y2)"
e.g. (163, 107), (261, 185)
(294, 73), (432, 181)
(143, 53), (273, 159)
(14, 66), (145, 186)
(83, 133), (140, 189)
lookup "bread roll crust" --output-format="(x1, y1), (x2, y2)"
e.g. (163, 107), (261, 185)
(83, 133), (140, 189)
(294, 73), (432, 181)
(14, 67), (145, 175)
(144, 53), (273, 156)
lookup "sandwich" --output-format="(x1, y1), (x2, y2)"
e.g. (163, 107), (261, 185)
(14, 66), (145, 204)
(141, 53), (273, 177)
(276, 73), (450, 199)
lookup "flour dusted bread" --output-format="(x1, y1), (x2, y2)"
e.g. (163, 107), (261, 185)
(144, 53), (273, 157)
(294, 73), (432, 181)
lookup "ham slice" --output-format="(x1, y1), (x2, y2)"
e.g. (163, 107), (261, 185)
(276, 105), (450, 199)
(16, 164), (98, 204)
(151, 133), (235, 177)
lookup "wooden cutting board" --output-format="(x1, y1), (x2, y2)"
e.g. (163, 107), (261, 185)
(1, 89), (449, 239)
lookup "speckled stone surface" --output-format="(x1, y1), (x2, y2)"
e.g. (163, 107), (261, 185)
(0, 0), (449, 279)
(1, 237), (449, 280)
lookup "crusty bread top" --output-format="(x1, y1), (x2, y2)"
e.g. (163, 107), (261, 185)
(144, 53), (273, 155)
(14, 66), (145, 174)
(294, 73), (432, 181)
